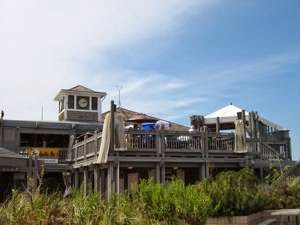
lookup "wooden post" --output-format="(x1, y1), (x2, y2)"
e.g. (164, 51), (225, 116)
(156, 163), (160, 183)
(161, 163), (166, 185)
(241, 110), (246, 148)
(94, 166), (99, 192)
(249, 112), (253, 139)
(83, 168), (88, 196)
(27, 155), (33, 191)
(259, 167), (264, 182)
(33, 154), (39, 192)
(74, 169), (79, 189)
(107, 162), (114, 199)
(288, 138), (292, 160)
(74, 140), (78, 163)
(156, 130), (162, 154)
(94, 130), (98, 160)
(83, 135), (87, 159)
(100, 169), (105, 198)
(216, 117), (220, 135)
(201, 163), (206, 180)
(203, 126), (209, 178)
(255, 112), (261, 154)
(116, 161), (120, 194)
(68, 133), (75, 161)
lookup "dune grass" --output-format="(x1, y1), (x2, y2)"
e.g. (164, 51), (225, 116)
(0, 168), (299, 225)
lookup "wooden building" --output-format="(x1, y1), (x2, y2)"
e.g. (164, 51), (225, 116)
(71, 101), (292, 199)
(0, 85), (294, 200)
(0, 85), (105, 198)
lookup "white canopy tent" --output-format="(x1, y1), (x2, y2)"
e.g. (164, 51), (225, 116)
(204, 104), (285, 131)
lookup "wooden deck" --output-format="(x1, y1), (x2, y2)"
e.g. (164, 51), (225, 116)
(71, 129), (290, 169)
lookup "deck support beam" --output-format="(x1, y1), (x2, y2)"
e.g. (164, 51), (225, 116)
(74, 169), (79, 189)
(99, 169), (106, 198)
(201, 163), (207, 180)
(94, 166), (100, 193)
(107, 162), (114, 199)
(161, 163), (166, 184)
(115, 161), (120, 194)
(83, 167), (88, 196)
(216, 117), (220, 135)
(156, 163), (160, 183)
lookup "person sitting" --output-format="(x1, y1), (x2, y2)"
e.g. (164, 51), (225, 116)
(155, 120), (171, 130)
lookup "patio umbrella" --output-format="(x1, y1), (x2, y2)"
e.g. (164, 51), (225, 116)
(126, 114), (158, 123)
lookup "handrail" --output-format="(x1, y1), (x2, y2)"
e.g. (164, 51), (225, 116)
(261, 142), (282, 160)
(71, 130), (290, 162)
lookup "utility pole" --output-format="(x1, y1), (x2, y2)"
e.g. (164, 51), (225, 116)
(115, 85), (123, 107)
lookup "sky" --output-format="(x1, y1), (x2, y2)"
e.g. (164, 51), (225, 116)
(0, 0), (299, 159)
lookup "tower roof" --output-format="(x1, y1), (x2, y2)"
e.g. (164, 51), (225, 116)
(54, 85), (106, 101)
(68, 85), (96, 92)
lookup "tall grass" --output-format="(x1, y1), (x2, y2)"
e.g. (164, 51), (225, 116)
(1, 169), (300, 225)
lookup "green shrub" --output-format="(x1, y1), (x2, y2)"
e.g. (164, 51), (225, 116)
(134, 179), (212, 225)
(197, 168), (267, 216)
(2, 169), (300, 225)
(165, 180), (212, 225)
(266, 177), (300, 209)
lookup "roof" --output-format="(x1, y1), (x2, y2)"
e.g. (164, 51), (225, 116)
(102, 107), (189, 131)
(127, 114), (158, 122)
(0, 147), (22, 158)
(205, 104), (285, 130)
(205, 104), (249, 118)
(2, 119), (102, 131)
(68, 85), (97, 92)
(54, 85), (107, 101)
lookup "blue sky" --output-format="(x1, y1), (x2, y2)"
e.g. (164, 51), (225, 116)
(0, 0), (299, 158)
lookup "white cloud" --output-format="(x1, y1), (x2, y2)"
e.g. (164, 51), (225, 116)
(0, 0), (298, 126)
(0, 0), (211, 120)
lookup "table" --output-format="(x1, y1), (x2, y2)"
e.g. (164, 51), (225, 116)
(271, 209), (300, 225)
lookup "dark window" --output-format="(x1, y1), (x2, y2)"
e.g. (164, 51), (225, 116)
(20, 133), (69, 148)
(68, 95), (74, 109)
(92, 97), (98, 110)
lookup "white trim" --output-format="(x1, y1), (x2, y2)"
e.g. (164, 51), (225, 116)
(98, 97), (102, 122)
(58, 109), (65, 116)
(63, 95), (67, 119)
(65, 109), (98, 113)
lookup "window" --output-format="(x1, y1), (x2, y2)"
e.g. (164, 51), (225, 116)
(92, 97), (98, 110)
(68, 95), (74, 109)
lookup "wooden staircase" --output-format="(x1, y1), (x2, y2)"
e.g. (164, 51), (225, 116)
(273, 160), (300, 186)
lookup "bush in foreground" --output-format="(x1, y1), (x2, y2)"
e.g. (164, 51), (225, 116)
(1, 168), (300, 225)
(196, 168), (267, 217)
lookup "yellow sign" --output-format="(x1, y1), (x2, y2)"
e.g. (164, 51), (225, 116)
(27, 148), (59, 157)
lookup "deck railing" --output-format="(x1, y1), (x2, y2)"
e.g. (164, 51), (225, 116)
(125, 130), (156, 151)
(71, 130), (290, 162)
(72, 132), (102, 162)
(162, 132), (203, 152)
(245, 138), (290, 160)
(208, 136), (234, 151)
